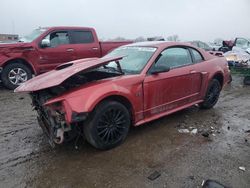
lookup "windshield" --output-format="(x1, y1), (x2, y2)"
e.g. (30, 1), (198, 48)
(103, 46), (157, 74)
(19, 28), (48, 42)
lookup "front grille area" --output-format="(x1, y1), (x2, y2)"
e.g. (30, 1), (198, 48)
(31, 92), (56, 141)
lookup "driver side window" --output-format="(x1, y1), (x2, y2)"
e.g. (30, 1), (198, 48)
(44, 31), (70, 48)
(156, 47), (193, 69)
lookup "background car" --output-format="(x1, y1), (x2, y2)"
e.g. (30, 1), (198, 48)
(190, 40), (214, 51)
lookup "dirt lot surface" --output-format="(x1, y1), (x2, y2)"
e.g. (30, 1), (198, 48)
(0, 76), (249, 188)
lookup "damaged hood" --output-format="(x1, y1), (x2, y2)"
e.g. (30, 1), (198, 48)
(15, 56), (123, 92)
(224, 47), (250, 63)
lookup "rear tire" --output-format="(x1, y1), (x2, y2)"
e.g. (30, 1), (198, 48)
(84, 100), (130, 150)
(1, 62), (32, 90)
(199, 79), (221, 109)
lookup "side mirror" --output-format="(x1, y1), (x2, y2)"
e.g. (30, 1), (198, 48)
(40, 39), (51, 48)
(151, 65), (170, 74)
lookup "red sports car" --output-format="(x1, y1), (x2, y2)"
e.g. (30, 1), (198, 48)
(16, 42), (230, 149)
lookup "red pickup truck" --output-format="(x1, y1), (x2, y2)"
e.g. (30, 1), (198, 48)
(0, 26), (132, 89)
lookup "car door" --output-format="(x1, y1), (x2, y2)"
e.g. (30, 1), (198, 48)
(143, 47), (202, 118)
(37, 30), (76, 72)
(69, 30), (101, 59)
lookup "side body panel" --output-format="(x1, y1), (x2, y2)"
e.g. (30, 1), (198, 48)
(34, 28), (101, 73)
(143, 64), (203, 119)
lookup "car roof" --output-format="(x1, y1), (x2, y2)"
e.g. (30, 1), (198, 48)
(125, 41), (194, 48)
(41, 26), (94, 31)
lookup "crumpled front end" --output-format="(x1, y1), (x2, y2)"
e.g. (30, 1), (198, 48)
(17, 55), (126, 147)
(31, 91), (87, 147)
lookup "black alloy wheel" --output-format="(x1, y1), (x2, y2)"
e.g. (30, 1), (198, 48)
(84, 100), (130, 150)
(200, 79), (221, 109)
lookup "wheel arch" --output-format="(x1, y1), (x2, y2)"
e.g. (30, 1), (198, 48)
(92, 94), (135, 124)
(211, 72), (224, 88)
(2, 58), (36, 75)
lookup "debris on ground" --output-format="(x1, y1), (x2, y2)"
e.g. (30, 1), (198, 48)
(202, 131), (210, 138)
(178, 129), (190, 133)
(178, 127), (198, 135)
(245, 130), (250, 133)
(178, 126), (221, 138)
(202, 179), (226, 188)
(239, 166), (246, 172)
(227, 126), (230, 130)
(148, 171), (161, 181)
(18, 97), (24, 100)
(191, 128), (198, 134)
(188, 175), (195, 180)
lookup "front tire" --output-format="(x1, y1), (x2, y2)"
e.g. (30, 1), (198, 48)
(1, 63), (32, 90)
(200, 79), (221, 109)
(84, 100), (131, 150)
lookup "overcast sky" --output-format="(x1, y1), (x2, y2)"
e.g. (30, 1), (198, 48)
(0, 0), (250, 42)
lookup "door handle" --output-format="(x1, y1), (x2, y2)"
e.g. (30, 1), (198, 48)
(92, 47), (99, 50)
(66, 48), (74, 52)
(190, 70), (197, 74)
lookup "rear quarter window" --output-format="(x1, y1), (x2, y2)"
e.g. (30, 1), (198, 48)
(190, 48), (204, 63)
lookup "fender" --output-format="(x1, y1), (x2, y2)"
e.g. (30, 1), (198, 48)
(1, 56), (37, 75)
(67, 85), (135, 112)
(45, 82), (144, 123)
(209, 68), (224, 84)
(206, 57), (227, 86)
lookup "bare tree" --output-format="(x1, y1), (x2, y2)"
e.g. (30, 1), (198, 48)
(147, 36), (165, 41)
(135, 36), (146, 42)
(109, 37), (127, 41)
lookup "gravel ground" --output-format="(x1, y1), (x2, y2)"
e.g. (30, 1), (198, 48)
(0, 76), (249, 188)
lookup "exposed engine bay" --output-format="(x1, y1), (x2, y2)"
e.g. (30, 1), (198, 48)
(30, 68), (122, 147)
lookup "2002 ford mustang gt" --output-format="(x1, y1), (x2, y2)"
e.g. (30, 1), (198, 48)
(16, 42), (230, 150)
